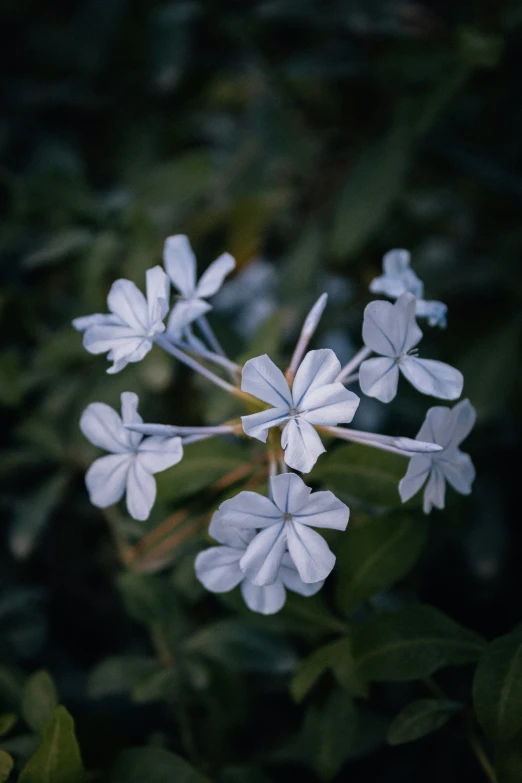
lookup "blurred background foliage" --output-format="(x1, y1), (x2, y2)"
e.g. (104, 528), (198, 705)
(1, 0), (522, 781)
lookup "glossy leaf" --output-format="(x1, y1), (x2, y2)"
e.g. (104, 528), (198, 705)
(303, 690), (357, 780)
(336, 514), (429, 612)
(21, 671), (58, 733)
(473, 625), (522, 745)
(352, 604), (485, 682)
(291, 638), (367, 703)
(18, 706), (84, 783)
(0, 750), (13, 783)
(387, 699), (463, 745)
(110, 746), (206, 783)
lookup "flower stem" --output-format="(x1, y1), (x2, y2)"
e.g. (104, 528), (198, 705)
(467, 729), (498, 783)
(336, 346), (371, 383)
(285, 293), (328, 384)
(197, 314), (227, 356)
(156, 334), (240, 396)
(181, 339), (240, 379)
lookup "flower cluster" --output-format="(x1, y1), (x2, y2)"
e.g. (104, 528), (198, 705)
(75, 238), (476, 615)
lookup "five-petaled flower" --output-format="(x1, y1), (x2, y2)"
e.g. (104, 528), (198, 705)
(359, 293), (463, 403)
(241, 349), (360, 473)
(217, 473), (349, 585)
(195, 512), (324, 615)
(163, 234), (235, 339)
(74, 266), (170, 374)
(399, 399), (476, 513)
(80, 392), (183, 520)
(370, 248), (447, 328)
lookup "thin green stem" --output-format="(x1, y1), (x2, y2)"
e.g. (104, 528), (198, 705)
(467, 729), (498, 783)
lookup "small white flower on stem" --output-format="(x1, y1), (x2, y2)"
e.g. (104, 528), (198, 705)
(241, 349), (360, 473)
(399, 399), (476, 513)
(80, 392), (183, 520)
(163, 235), (235, 338)
(370, 249), (447, 328)
(195, 513), (324, 615)
(217, 473), (349, 586)
(359, 293), (463, 403)
(77, 267), (170, 373)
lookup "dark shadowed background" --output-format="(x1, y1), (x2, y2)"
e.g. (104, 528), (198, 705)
(0, 1), (521, 782)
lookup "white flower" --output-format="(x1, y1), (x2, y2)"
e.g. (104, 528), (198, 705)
(80, 392), (183, 520)
(77, 266), (170, 374)
(370, 249), (447, 328)
(217, 473), (349, 586)
(399, 399), (476, 513)
(163, 235), (235, 339)
(195, 513), (324, 615)
(241, 349), (360, 473)
(359, 293), (463, 403)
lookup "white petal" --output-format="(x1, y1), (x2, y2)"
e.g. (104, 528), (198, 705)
(400, 357), (463, 400)
(270, 473), (312, 515)
(85, 454), (130, 508)
(440, 451), (475, 495)
(166, 299), (211, 339)
(83, 324), (145, 355)
(359, 357), (399, 402)
(415, 299), (447, 328)
(146, 266), (170, 322)
(398, 455), (432, 503)
(80, 402), (135, 453)
(240, 523), (287, 586)
(417, 406), (452, 447)
(369, 273), (407, 299)
(423, 466), (446, 513)
(208, 511), (255, 548)
(163, 235), (197, 297)
(383, 248), (412, 278)
(362, 300), (401, 357)
(120, 392), (143, 449)
(72, 313), (123, 332)
(218, 491), (281, 529)
(137, 436), (183, 473)
(106, 337), (153, 374)
(448, 399), (476, 448)
(241, 355), (292, 407)
(292, 349), (341, 408)
(195, 252), (235, 299)
(240, 579), (286, 615)
(107, 279), (148, 331)
(241, 407), (290, 443)
(126, 459), (157, 520)
(393, 293), (423, 353)
(195, 547), (244, 592)
(281, 418), (326, 473)
(280, 561), (324, 596)
(293, 490), (349, 530)
(300, 383), (360, 425)
(286, 522), (335, 583)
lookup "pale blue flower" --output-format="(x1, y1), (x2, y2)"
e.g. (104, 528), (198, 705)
(217, 473), (349, 586)
(359, 293), (463, 403)
(399, 399), (476, 513)
(163, 235), (235, 339)
(80, 392), (183, 520)
(77, 266), (170, 374)
(241, 349), (360, 473)
(195, 512), (324, 615)
(370, 249), (447, 328)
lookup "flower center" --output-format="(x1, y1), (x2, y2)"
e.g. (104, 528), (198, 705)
(289, 407), (300, 417)
(282, 512), (293, 523)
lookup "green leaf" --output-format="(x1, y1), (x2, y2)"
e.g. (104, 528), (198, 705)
(291, 638), (367, 703)
(495, 732), (522, 783)
(387, 699), (463, 745)
(303, 691), (358, 780)
(352, 604), (485, 682)
(473, 625), (522, 745)
(23, 229), (92, 269)
(0, 750), (13, 783)
(336, 514), (429, 612)
(309, 444), (405, 509)
(155, 438), (248, 504)
(21, 671), (58, 733)
(132, 152), (216, 214)
(185, 620), (297, 674)
(0, 715), (16, 738)
(331, 126), (410, 260)
(18, 706), (84, 783)
(116, 573), (168, 625)
(110, 747), (206, 783)
(88, 655), (157, 699)
(9, 473), (69, 560)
